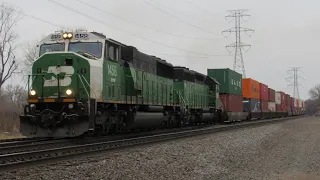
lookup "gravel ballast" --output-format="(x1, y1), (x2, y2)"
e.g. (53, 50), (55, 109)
(2, 116), (320, 180)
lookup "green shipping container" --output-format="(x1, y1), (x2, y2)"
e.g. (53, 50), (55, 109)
(207, 68), (242, 96)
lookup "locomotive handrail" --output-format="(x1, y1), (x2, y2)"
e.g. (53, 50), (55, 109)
(78, 74), (90, 99)
(80, 74), (97, 99)
(176, 90), (188, 112)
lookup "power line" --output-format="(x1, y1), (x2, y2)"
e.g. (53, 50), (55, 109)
(152, 0), (217, 25)
(47, 0), (229, 57)
(22, 13), (62, 28)
(74, 0), (217, 41)
(222, 9), (254, 78)
(185, 0), (215, 16)
(139, 48), (229, 58)
(1, 4), (64, 28)
(286, 67), (304, 99)
(7, 3), (230, 59)
(141, 0), (220, 36)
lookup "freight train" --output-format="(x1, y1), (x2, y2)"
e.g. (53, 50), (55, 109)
(20, 30), (305, 138)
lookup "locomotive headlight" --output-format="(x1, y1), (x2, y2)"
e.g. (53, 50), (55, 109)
(30, 89), (36, 96)
(62, 33), (68, 39)
(67, 33), (73, 38)
(62, 32), (73, 39)
(66, 89), (72, 96)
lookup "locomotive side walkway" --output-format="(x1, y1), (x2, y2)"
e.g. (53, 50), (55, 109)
(2, 116), (320, 180)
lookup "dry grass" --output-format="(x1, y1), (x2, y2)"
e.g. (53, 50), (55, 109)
(0, 112), (20, 133)
(0, 133), (24, 140)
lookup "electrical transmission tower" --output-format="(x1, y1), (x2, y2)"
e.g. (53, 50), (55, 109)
(222, 9), (254, 78)
(286, 67), (304, 99)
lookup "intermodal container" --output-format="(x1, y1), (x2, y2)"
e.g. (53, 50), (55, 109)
(276, 104), (282, 112)
(278, 91), (286, 105)
(290, 97), (294, 111)
(243, 98), (260, 112)
(284, 94), (288, 105)
(242, 78), (260, 99)
(275, 92), (281, 105)
(288, 104), (292, 113)
(260, 83), (268, 101)
(282, 104), (287, 112)
(268, 88), (275, 102)
(260, 99), (269, 112)
(207, 68), (242, 95)
(298, 100), (302, 107)
(268, 102), (276, 112)
(219, 94), (243, 112)
(285, 94), (291, 106)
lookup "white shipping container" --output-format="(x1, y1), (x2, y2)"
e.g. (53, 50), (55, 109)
(268, 102), (276, 112)
(275, 92), (281, 105)
(298, 100), (302, 108)
(294, 98), (299, 108)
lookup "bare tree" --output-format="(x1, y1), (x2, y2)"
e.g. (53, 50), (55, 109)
(305, 99), (318, 115)
(0, 4), (21, 91)
(309, 84), (320, 100)
(3, 84), (27, 109)
(22, 40), (39, 78)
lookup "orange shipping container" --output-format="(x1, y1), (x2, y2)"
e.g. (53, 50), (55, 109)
(242, 78), (260, 99)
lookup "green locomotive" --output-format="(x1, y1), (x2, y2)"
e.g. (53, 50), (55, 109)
(21, 30), (221, 138)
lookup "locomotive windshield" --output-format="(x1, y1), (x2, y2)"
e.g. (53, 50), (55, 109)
(69, 42), (102, 59)
(39, 43), (65, 56)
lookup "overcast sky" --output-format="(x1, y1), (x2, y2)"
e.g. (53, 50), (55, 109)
(2, 0), (318, 100)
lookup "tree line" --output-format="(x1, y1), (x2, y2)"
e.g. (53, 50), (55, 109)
(0, 4), (37, 114)
(306, 85), (320, 115)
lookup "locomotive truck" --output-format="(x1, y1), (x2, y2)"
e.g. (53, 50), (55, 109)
(21, 30), (222, 138)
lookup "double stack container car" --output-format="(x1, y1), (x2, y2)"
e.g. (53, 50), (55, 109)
(260, 82), (269, 114)
(208, 68), (304, 122)
(268, 88), (276, 117)
(207, 68), (246, 121)
(242, 78), (261, 119)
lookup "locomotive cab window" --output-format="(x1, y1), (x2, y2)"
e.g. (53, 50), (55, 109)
(39, 43), (65, 56)
(106, 43), (120, 61)
(69, 42), (102, 59)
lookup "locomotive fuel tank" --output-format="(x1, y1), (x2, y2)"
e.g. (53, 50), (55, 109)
(125, 111), (165, 129)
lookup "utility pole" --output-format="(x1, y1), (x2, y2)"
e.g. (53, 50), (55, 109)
(286, 67), (304, 99)
(222, 9), (254, 78)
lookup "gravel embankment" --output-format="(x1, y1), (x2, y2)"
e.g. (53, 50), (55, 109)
(2, 116), (320, 180)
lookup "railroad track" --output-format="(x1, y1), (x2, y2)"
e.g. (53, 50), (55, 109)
(0, 124), (212, 156)
(0, 116), (303, 172)
(0, 138), (56, 148)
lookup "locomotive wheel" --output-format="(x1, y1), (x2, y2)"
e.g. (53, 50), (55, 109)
(190, 114), (196, 126)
